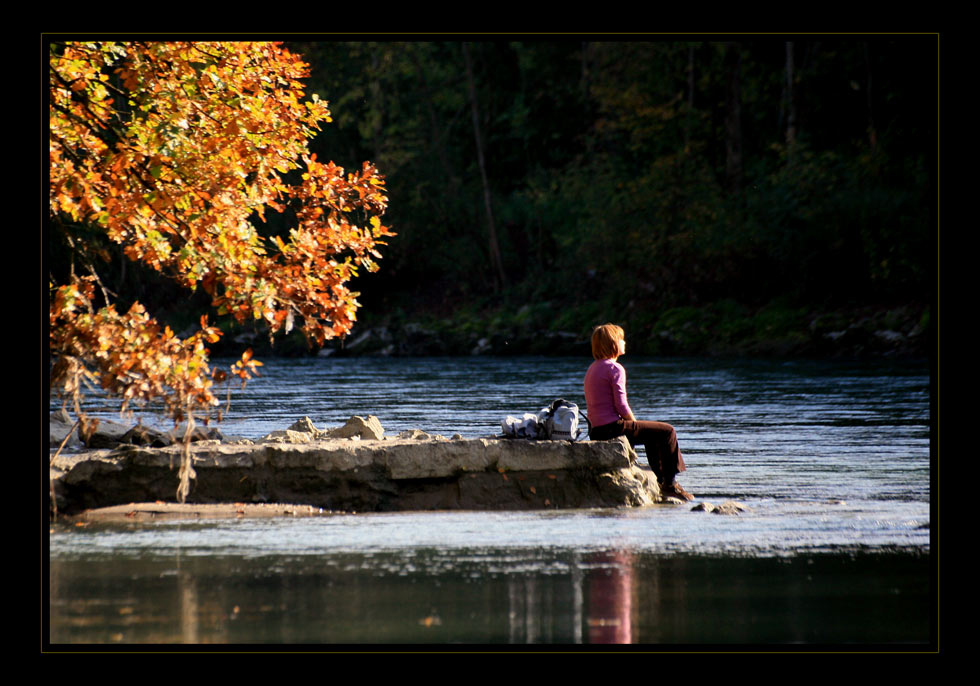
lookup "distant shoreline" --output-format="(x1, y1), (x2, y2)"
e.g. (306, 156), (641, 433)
(205, 299), (932, 361)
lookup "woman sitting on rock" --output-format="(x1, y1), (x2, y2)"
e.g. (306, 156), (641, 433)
(583, 323), (693, 501)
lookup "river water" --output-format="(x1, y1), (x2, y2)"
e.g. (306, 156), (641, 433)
(47, 355), (935, 648)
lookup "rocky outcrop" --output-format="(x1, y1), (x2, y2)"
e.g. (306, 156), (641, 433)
(691, 501), (751, 515)
(49, 409), (225, 451)
(50, 417), (667, 516)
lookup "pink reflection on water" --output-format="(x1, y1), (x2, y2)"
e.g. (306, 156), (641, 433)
(586, 550), (633, 644)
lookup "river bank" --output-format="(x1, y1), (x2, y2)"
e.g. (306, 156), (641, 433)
(206, 297), (932, 360)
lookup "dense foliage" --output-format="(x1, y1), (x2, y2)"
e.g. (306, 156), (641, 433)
(292, 40), (934, 334)
(48, 41), (393, 499)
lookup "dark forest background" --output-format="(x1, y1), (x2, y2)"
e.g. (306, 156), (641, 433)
(68, 38), (939, 359)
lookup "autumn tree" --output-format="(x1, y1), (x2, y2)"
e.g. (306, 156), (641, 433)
(48, 41), (393, 501)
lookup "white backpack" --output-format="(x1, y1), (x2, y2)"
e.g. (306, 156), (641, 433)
(543, 399), (583, 441)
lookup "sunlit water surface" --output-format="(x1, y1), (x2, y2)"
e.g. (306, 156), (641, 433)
(49, 356), (934, 646)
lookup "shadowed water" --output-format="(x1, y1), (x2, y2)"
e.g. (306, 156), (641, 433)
(48, 356), (934, 646)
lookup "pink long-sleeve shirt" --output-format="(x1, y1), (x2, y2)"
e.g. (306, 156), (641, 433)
(584, 358), (633, 427)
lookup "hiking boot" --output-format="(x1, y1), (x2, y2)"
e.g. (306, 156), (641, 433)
(661, 481), (694, 501)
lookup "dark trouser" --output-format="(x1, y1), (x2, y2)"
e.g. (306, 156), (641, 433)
(590, 419), (687, 485)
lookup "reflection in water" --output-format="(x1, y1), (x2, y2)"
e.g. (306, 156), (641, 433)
(178, 565), (194, 643)
(47, 545), (931, 645)
(178, 557), (198, 644)
(586, 551), (632, 644)
(508, 576), (544, 643)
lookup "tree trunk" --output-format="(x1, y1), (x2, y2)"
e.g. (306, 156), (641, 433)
(785, 41), (797, 151)
(685, 43), (696, 151)
(462, 42), (507, 292)
(863, 42), (877, 151)
(724, 42), (743, 196)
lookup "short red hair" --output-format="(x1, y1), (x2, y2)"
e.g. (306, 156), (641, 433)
(591, 323), (624, 360)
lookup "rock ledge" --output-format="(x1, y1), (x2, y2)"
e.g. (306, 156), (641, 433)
(50, 416), (667, 516)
